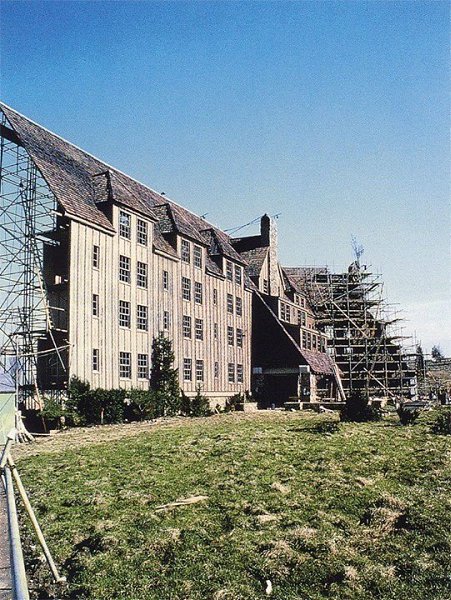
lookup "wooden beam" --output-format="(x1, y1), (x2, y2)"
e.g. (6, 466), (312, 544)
(0, 124), (22, 147)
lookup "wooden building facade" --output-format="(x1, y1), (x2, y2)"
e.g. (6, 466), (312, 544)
(0, 103), (252, 404)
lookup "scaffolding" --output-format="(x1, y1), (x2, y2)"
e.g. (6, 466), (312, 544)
(286, 262), (417, 399)
(0, 111), (69, 410)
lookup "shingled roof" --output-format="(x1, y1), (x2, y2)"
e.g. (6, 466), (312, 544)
(0, 103), (245, 265)
(256, 293), (336, 375)
(238, 246), (268, 278)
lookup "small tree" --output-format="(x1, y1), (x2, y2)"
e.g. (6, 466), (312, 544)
(191, 386), (211, 417)
(431, 345), (444, 361)
(150, 333), (180, 416)
(67, 376), (91, 425)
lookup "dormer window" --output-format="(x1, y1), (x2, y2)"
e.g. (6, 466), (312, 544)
(235, 265), (242, 285)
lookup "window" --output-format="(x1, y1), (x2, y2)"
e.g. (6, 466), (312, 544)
(226, 261), (233, 281)
(137, 219), (148, 246)
(235, 265), (242, 285)
(181, 239), (190, 263)
(137, 354), (149, 379)
(299, 311), (306, 327)
(281, 303), (290, 323)
(236, 328), (243, 348)
(92, 294), (99, 317)
(302, 331), (307, 348)
(183, 315), (192, 338)
(183, 358), (192, 381)
(307, 332), (312, 350)
(137, 305), (148, 331)
(119, 255), (131, 283)
(92, 348), (99, 372)
(119, 300), (131, 328)
(182, 277), (191, 301)
(93, 245), (100, 268)
(295, 295), (300, 305)
(195, 318), (203, 341)
(227, 326), (234, 346)
(119, 211), (131, 239)
(263, 279), (269, 294)
(196, 359), (204, 382)
(163, 310), (170, 330)
(194, 281), (203, 304)
(214, 362), (219, 378)
(227, 293), (233, 313)
(137, 261), (148, 288)
(194, 245), (202, 269)
(214, 323), (218, 339)
(325, 326), (334, 339)
(119, 352), (131, 378)
(162, 270), (169, 290)
(213, 288), (218, 305)
(228, 363), (235, 383)
(313, 335), (317, 350)
(236, 296), (242, 316)
(237, 364), (243, 383)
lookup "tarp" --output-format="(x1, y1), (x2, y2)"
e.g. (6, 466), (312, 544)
(0, 392), (15, 445)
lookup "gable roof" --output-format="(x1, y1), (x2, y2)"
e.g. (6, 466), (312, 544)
(201, 228), (246, 265)
(255, 293), (336, 375)
(237, 246), (268, 278)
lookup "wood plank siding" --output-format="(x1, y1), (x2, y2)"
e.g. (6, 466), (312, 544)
(68, 207), (252, 401)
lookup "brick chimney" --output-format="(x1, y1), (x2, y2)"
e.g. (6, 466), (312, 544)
(261, 214), (279, 295)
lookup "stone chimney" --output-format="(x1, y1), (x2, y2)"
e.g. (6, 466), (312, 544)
(261, 214), (279, 295)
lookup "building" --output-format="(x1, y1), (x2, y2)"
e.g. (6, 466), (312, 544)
(0, 103), (414, 410)
(0, 103), (252, 407)
(285, 263), (417, 400)
(231, 216), (344, 406)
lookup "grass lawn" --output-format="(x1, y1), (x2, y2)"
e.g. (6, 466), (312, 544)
(15, 411), (451, 600)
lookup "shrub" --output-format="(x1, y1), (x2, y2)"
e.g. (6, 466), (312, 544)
(66, 376), (91, 425)
(96, 388), (126, 424)
(397, 404), (421, 426)
(341, 390), (382, 423)
(180, 390), (192, 417)
(180, 388), (211, 417)
(38, 396), (69, 431)
(126, 389), (156, 421)
(431, 408), (451, 435)
(224, 393), (245, 413)
(191, 387), (211, 417)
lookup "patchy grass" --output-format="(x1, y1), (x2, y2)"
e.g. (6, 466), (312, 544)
(16, 411), (451, 600)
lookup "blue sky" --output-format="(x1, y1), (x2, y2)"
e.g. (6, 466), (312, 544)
(1, 1), (449, 354)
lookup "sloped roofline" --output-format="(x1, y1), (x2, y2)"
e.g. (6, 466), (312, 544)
(0, 102), (229, 237)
